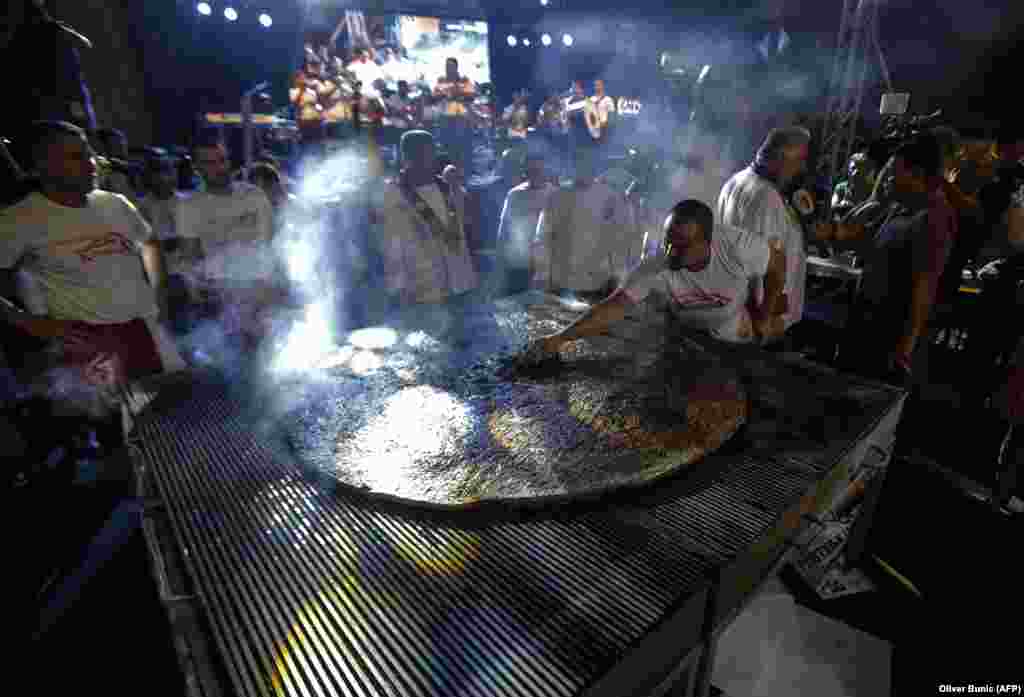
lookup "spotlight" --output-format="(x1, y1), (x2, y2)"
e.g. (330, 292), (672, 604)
(540, 0), (549, 5)
(224, 7), (238, 21)
(507, 35), (517, 47)
(197, 2), (212, 15)
(541, 33), (552, 46)
(258, 13), (272, 27)
(523, 38), (531, 47)
(562, 33), (573, 47)
(698, 64), (711, 84)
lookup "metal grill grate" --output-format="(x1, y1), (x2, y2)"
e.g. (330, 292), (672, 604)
(134, 370), (902, 697)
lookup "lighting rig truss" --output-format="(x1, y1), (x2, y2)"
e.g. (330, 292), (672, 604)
(817, 0), (892, 193)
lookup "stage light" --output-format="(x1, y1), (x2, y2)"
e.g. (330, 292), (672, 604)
(540, 0), (549, 5)
(197, 2), (211, 15)
(698, 64), (711, 84)
(541, 33), (552, 46)
(224, 7), (238, 21)
(523, 38), (531, 47)
(562, 33), (573, 47)
(507, 35), (517, 47)
(258, 13), (272, 27)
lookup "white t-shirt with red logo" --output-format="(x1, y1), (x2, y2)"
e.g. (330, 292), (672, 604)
(618, 222), (771, 343)
(0, 190), (184, 371)
(0, 190), (160, 323)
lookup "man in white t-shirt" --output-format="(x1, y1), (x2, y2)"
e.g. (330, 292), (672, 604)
(0, 121), (184, 391)
(533, 149), (636, 297)
(496, 151), (556, 294)
(590, 79), (616, 144)
(368, 130), (478, 309)
(718, 126), (810, 343)
(136, 149), (191, 265)
(136, 148), (200, 331)
(528, 199), (787, 355)
(175, 136), (282, 341)
(177, 139), (276, 282)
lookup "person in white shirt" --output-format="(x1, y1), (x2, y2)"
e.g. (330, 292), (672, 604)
(718, 126), (810, 343)
(0, 121), (184, 399)
(367, 130), (478, 309)
(136, 148), (198, 330)
(175, 136), (282, 341)
(347, 47), (387, 98)
(496, 151), (556, 294)
(377, 47), (403, 83)
(590, 79), (616, 145)
(136, 149), (191, 262)
(533, 149), (636, 298)
(528, 199), (788, 355)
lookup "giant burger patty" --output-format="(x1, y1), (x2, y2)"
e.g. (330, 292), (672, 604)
(282, 299), (747, 507)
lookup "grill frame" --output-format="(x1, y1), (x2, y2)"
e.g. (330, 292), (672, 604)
(130, 304), (905, 697)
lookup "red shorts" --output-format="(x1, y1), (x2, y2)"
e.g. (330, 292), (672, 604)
(1001, 366), (1024, 424)
(63, 318), (164, 383)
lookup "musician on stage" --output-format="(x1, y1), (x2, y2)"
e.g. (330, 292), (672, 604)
(384, 81), (419, 131)
(502, 90), (531, 140)
(434, 57), (477, 175)
(539, 94), (565, 133)
(316, 47), (359, 129)
(290, 56), (330, 152)
(590, 79), (616, 145)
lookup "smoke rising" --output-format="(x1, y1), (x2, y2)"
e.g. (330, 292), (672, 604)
(174, 141), (380, 387)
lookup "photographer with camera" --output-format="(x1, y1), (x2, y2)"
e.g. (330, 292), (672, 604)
(825, 134), (955, 389)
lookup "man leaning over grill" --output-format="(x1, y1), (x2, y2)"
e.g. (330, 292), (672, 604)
(528, 199), (787, 355)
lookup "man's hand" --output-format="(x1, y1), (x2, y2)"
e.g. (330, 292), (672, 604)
(890, 335), (916, 376)
(815, 218), (867, 244)
(812, 220), (833, 241)
(83, 352), (126, 389)
(523, 333), (570, 359)
(539, 334), (570, 355)
(753, 315), (786, 345)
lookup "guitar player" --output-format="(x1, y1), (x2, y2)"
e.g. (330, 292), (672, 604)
(590, 79), (616, 145)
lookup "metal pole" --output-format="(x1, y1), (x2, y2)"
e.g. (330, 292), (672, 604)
(241, 81), (270, 180)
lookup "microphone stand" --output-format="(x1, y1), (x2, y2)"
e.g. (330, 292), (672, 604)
(241, 81), (270, 178)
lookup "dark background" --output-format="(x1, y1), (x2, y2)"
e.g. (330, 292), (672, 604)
(1, 0), (1022, 149)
